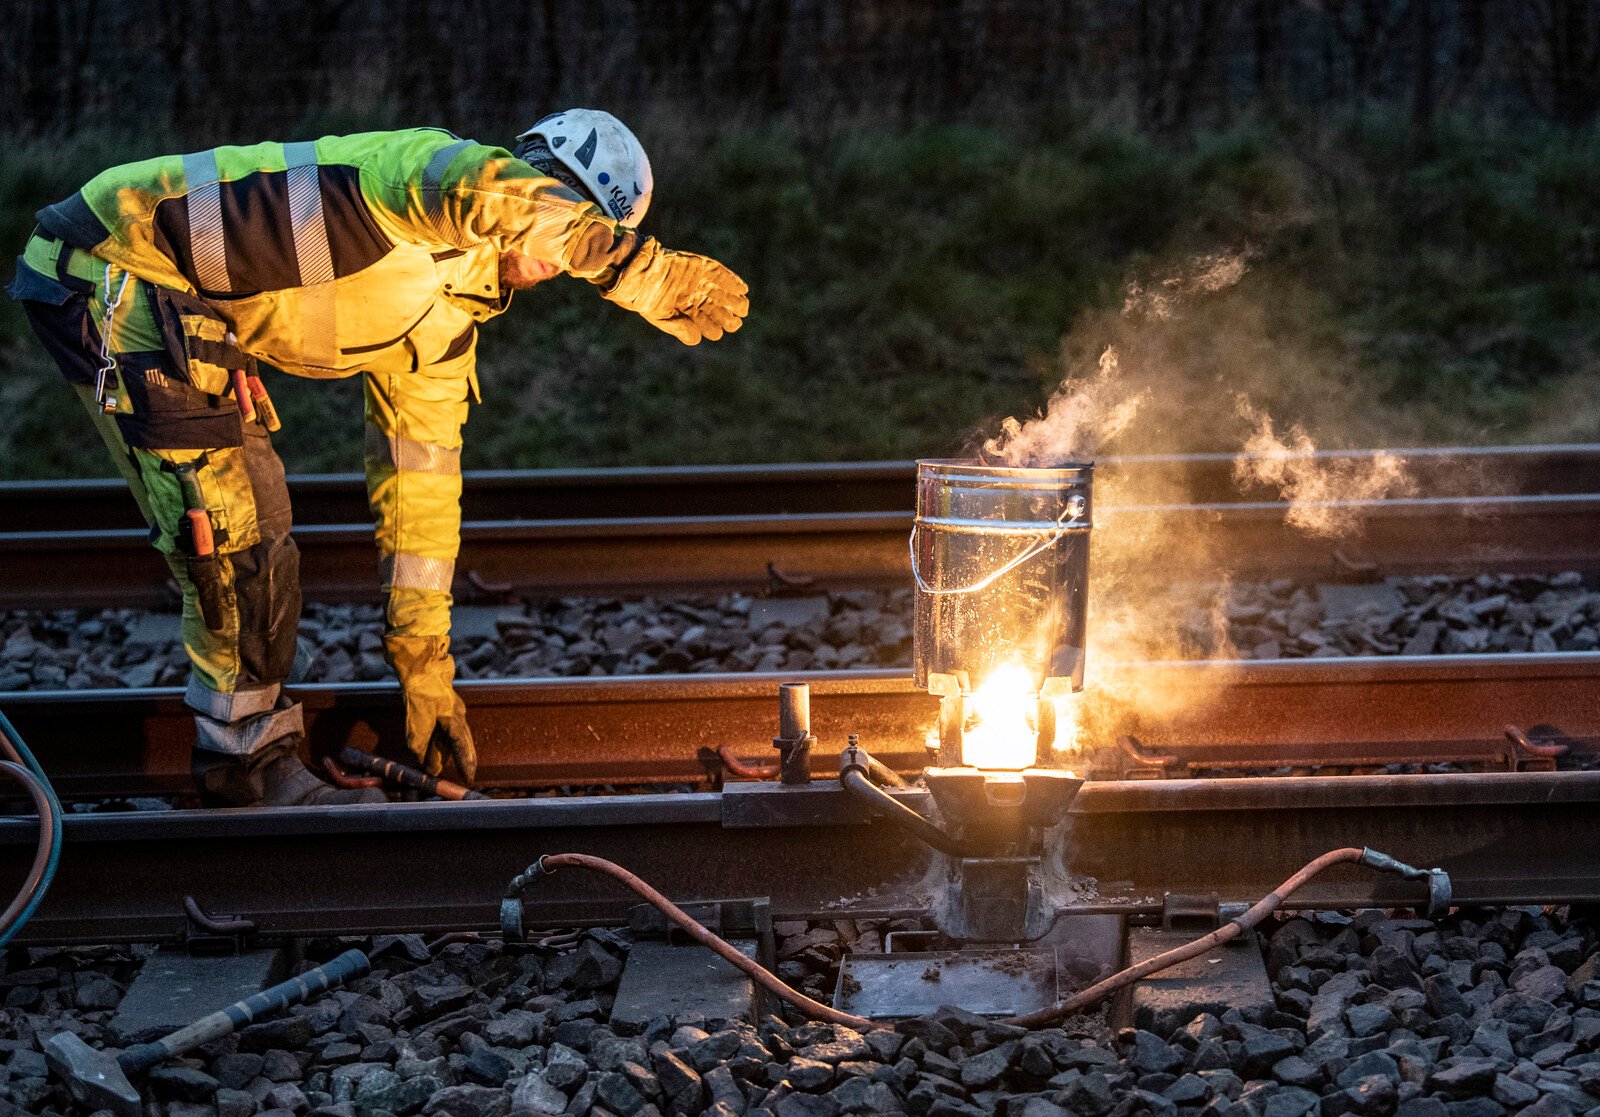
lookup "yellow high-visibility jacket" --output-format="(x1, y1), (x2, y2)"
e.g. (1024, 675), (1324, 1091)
(34, 128), (644, 637)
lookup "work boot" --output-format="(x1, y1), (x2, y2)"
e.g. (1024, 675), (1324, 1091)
(193, 740), (386, 807)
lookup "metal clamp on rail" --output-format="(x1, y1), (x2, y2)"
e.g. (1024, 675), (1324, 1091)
(1359, 848), (1452, 915)
(499, 856), (552, 944)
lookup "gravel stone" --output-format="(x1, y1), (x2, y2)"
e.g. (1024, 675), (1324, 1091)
(798, 1036), (870, 1065)
(1123, 1030), (1184, 1075)
(148, 1065), (222, 1102)
(784, 1055), (834, 1090)
(959, 1046), (1011, 1088)
(1262, 1085), (1319, 1117)
(1061, 1071), (1116, 1115)
(652, 1048), (703, 1112)
(1429, 1057), (1505, 1095)
(1516, 965), (1570, 1001)
(266, 1083), (311, 1113)
(21, 573), (1599, 705)
(419, 1083), (511, 1117)
(544, 939), (624, 991)
(775, 1093), (842, 1117)
(593, 1069), (648, 1115)
(509, 1069), (567, 1114)
(1347, 1002), (1400, 1036)
(240, 1017), (315, 1052)
(1336, 1052), (1402, 1089)
(215, 1087), (256, 1117)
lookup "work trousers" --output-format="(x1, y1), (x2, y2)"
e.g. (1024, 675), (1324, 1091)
(11, 234), (304, 756)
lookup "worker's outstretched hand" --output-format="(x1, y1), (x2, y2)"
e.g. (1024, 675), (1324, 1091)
(603, 238), (748, 345)
(383, 635), (478, 783)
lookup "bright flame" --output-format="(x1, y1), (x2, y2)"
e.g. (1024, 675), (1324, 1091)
(1047, 694), (1080, 761)
(961, 663), (1040, 770)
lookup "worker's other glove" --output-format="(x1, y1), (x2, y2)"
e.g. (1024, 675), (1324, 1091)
(383, 635), (478, 782)
(603, 238), (749, 345)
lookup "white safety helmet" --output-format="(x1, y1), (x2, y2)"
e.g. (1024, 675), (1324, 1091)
(514, 109), (654, 226)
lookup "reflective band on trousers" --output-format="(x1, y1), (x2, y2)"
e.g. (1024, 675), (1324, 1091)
(421, 139), (473, 244)
(181, 149), (230, 293)
(364, 423), (462, 476)
(185, 676), (282, 721)
(384, 553), (456, 592)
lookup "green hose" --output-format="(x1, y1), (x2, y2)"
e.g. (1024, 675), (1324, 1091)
(0, 707), (63, 946)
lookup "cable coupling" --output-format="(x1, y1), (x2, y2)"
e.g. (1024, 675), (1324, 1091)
(499, 856), (553, 943)
(1359, 848), (1452, 915)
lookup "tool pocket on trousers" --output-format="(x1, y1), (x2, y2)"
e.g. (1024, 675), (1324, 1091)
(149, 287), (253, 395)
(115, 353), (244, 450)
(138, 445), (263, 559)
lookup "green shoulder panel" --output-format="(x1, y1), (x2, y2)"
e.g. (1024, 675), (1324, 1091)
(343, 129), (641, 276)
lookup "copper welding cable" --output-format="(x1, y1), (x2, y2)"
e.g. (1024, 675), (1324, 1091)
(337, 746), (487, 800)
(1504, 725), (1565, 763)
(321, 757), (385, 790)
(715, 744), (779, 780)
(0, 760), (57, 938)
(531, 853), (878, 1029)
(183, 895), (256, 936)
(428, 931), (490, 953)
(715, 744), (908, 788)
(1000, 847), (1442, 1029)
(519, 848), (1442, 1031)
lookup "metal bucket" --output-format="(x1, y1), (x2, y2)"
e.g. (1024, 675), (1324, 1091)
(912, 459), (1093, 695)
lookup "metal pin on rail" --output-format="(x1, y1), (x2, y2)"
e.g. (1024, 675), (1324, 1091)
(773, 682), (815, 785)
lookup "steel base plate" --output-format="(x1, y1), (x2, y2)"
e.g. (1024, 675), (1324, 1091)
(834, 949), (1060, 1019)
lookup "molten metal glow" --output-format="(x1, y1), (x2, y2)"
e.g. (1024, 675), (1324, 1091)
(960, 662), (1040, 770)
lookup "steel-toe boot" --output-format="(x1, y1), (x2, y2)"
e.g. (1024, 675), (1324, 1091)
(193, 740), (386, 807)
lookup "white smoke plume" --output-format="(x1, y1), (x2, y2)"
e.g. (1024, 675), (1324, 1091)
(981, 347), (1147, 467)
(1122, 251), (1252, 320)
(1233, 398), (1416, 538)
(960, 246), (1424, 770)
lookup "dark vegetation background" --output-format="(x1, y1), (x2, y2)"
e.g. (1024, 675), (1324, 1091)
(0, 0), (1597, 478)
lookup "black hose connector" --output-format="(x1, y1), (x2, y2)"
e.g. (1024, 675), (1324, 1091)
(839, 745), (968, 858)
(499, 857), (552, 944)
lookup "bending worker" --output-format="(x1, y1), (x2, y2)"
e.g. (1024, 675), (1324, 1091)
(7, 111), (747, 806)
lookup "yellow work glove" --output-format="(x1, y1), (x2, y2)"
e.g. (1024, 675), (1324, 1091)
(602, 238), (749, 345)
(383, 635), (478, 783)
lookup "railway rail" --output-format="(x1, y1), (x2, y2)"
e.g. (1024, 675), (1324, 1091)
(10, 444), (1600, 528)
(2, 651), (1598, 943)
(6, 653), (1597, 799)
(6, 446), (1600, 606)
(4, 448), (1600, 949)
(2, 770), (1595, 946)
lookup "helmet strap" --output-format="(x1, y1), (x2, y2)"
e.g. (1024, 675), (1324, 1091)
(512, 137), (598, 206)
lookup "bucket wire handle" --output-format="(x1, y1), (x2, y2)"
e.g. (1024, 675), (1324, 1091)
(909, 506), (1076, 596)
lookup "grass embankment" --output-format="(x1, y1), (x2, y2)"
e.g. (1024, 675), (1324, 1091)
(0, 112), (1596, 480)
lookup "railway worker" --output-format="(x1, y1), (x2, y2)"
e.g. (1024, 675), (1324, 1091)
(7, 111), (747, 806)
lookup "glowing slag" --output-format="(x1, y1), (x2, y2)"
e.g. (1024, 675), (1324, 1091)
(960, 662), (1040, 770)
